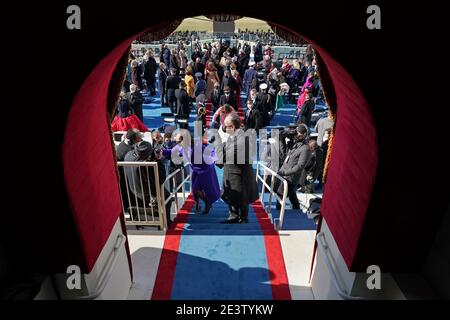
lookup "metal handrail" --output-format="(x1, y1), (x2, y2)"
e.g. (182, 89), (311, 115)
(160, 162), (192, 230)
(255, 162), (288, 230)
(316, 232), (365, 300)
(118, 162), (162, 228)
(73, 234), (126, 300)
(118, 161), (192, 231)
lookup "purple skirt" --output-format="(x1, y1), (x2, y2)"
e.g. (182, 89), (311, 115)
(191, 163), (221, 204)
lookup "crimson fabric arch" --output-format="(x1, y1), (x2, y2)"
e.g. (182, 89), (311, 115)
(63, 19), (377, 272)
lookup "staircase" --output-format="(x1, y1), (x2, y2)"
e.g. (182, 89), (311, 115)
(152, 195), (291, 300)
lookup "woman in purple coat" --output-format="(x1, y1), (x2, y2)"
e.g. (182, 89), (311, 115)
(189, 139), (221, 214)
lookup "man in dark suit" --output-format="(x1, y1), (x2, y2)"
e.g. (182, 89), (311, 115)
(158, 63), (169, 106)
(221, 70), (238, 95)
(192, 57), (205, 77)
(126, 84), (144, 122)
(219, 86), (236, 109)
(243, 61), (258, 96)
(144, 52), (158, 96)
(175, 81), (190, 129)
(214, 113), (259, 223)
(165, 68), (181, 114)
(116, 128), (142, 161)
(256, 83), (271, 126)
(244, 100), (263, 132)
(175, 81), (190, 117)
(209, 82), (221, 115)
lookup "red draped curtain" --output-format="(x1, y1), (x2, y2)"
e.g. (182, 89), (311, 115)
(64, 20), (183, 273)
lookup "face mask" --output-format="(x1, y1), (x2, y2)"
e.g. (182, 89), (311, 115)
(295, 134), (305, 142)
(226, 127), (235, 135)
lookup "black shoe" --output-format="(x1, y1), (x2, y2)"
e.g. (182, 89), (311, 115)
(220, 217), (239, 224)
(202, 204), (211, 215)
(238, 218), (248, 224)
(194, 201), (201, 213)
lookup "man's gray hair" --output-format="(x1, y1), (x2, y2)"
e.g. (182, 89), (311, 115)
(225, 112), (241, 129)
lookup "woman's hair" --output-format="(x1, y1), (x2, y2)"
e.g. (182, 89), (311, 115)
(164, 132), (172, 140)
(131, 60), (138, 68)
(222, 104), (233, 114)
(208, 61), (216, 71)
(151, 130), (162, 142)
(185, 66), (193, 76)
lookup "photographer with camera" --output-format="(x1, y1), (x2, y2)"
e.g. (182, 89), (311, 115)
(274, 125), (312, 210)
(124, 141), (173, 226)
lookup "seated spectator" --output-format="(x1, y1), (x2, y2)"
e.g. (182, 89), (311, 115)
(299, 140), (323, 193)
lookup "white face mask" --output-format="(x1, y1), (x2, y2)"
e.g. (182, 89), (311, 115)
(226, 127), (235, 135)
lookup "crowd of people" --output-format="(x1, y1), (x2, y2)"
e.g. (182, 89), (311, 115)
(135, 29), (305, 47)
(113, 33), (333, 227)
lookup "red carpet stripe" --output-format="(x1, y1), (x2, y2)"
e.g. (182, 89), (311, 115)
(151, 194), (195, 300)
(205, 102), (212, 128)
(237, 94), (245, 124)
(252, 200), (292, 300)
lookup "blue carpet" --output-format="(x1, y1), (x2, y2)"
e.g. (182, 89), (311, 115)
(172, 200), (273, 300)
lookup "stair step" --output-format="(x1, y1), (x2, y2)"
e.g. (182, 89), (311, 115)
(174, 217), (271, 223)
(174, 223), (275, 230)
(177, 229), (270, 235)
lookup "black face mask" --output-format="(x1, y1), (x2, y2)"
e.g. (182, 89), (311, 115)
(295, 135), (305, 143)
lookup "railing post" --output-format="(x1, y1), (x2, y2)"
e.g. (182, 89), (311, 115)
(260, 167), (268, 202)
(159, 183), (167, 231)
(181, 168), (186, 202)
(277, 180), (289, 230)
(267, 174), (275, 214)
(173, 176), (179, 215)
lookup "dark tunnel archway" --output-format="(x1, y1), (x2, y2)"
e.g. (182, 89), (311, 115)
(62, 16), (378, 273)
